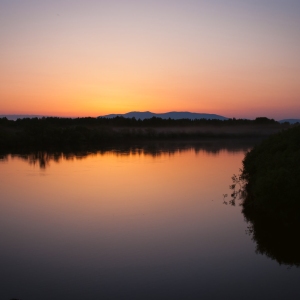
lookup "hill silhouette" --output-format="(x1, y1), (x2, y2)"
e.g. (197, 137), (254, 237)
(100, 111), (228, 120)
(278, 119), (300, 124)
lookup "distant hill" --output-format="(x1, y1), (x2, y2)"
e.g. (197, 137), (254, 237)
(100, 111), (228, 120)
(279, 119), (300, 124)
(0, 114), (45, 120)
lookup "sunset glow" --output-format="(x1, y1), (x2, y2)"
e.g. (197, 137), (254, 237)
(1, 1), (300, 119)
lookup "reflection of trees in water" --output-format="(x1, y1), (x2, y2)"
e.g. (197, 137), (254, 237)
(1, 139), (257, 169)
(228, 175), (300, 267)
(244, 209), (300, 267)
(18, 152), (61, 169)
(11, 152), (92, 169)
(0, 154), (8, 162)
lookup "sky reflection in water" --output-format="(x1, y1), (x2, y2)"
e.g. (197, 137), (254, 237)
(0, 142), (300, 300)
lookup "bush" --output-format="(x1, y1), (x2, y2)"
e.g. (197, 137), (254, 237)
(241, 125), (300, 219)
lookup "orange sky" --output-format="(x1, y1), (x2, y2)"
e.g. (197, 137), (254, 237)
(1, 1), (299, 120)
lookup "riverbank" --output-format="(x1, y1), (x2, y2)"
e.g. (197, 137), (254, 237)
(241, 124), (300, 220)
(228, 124), (300, 266)
(0, 116), (292, 151)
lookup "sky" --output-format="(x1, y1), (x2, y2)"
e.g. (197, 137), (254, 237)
(1, 0), (300, 120)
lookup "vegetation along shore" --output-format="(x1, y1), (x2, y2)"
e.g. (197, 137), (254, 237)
(229, 124), (300, 266)
(240, 124), (300, 219)
(0, 116), (294, 151)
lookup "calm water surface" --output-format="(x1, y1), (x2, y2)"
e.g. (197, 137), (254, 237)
(0, 144), (299, 299)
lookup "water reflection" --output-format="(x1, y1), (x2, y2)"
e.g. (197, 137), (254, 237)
(2, 139), (258, 169)
(244, 210), (300, 267)
(1, 139), (300, 299)
(228, 175), (300, 267)
(0, 154), (8, 161)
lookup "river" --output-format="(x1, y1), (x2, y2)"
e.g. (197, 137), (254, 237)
(0, 141), (299, 299)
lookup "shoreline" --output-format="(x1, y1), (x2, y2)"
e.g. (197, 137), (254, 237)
(0, 117), (293, 152)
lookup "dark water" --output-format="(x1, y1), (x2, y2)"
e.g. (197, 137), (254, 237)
(0, 142), (299, 300)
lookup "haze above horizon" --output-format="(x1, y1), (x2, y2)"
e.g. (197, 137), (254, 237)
(1, 1), (300, 120)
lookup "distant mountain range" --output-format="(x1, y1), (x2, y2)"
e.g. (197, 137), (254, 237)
(100, 111), (229, 120)
(278, 119), (300, 124)
(1, 113), (299, 123)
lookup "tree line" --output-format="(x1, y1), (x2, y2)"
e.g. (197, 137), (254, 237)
(0, 116), (280, 127)
(0, 116), (292, 151)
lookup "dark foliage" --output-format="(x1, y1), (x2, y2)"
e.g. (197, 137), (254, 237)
(227, 125), (300, 266)
(241, 125), (300, 220)
(0, 116), (288, 151)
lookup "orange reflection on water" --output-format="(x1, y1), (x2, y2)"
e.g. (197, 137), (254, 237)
(0, 149), (245, 229)
(0, 147), (251, 295)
